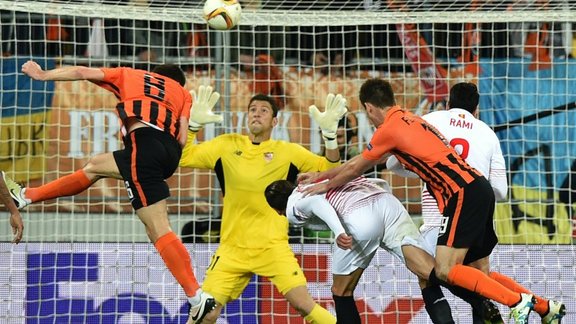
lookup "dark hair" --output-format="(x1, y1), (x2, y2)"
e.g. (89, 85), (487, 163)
(152, 64), (186, 86)
(338, 116), (356, 144)
(264, 180), (296, 212)
(449, 82), (479, 114)
(359, 78), (395, 109)
(249, 93), (279, 117)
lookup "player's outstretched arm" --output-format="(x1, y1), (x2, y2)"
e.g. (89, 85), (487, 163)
(22, 60), (104, 82)
(309, 93), (348, 162)
(294, 194), (348, 242)
(0, 176), (23, 244)
(188, 85), (223, 132)
(300, 155), (374, 196)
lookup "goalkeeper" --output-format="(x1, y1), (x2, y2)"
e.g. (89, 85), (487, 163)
(180, 88), (347, 323)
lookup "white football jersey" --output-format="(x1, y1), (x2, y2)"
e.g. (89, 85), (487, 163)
(286, 177), (388, 233)
(420, 108), (508, 229)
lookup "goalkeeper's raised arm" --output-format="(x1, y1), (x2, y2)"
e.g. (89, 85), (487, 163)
(188, 85), (223, 132)
(309, 93), (348, 163)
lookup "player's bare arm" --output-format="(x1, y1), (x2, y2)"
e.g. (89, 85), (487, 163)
(309, 93), (348, 163)
(9, 213), (23, 244)
(0, 174), (23, 244)
(178, 116), (189, 148)
(21, 60), (105, 81)
(301, 155), (376, 196)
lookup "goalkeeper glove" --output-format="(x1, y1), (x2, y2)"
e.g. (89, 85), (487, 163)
(309, 93), (348, 150)
(189, 85), (223, 132)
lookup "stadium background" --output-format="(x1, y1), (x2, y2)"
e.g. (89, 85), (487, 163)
(1, 0), (575, 322)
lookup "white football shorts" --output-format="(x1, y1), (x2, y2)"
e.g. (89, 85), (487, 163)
(332, 192), (434, 275)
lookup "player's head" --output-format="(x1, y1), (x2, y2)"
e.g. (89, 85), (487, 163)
(448, 82), (479, 114)
(359, 78), (396, 110)
(152, 64), (187, 86)
(264, 180), (296, 215)
(247, 94), (279, 138)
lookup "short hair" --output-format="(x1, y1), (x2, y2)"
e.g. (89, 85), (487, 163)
(249, 94), (279, 117)
(449, 82), (479, 114)
(264, 180), (296, 211)
(152, 64), (186, 86)
(359, 78), (396, 109)
(338, 116), (356, 144)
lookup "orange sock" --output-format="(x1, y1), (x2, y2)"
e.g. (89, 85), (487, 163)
(489, 271), (549, 315)
(447, 264), (521, 307)
(154, 232), (200, 297)
(25, 170), (93, 203)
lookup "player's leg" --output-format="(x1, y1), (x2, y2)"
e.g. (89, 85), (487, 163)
(483, 269), (566, 323)
(430, 228), (502, 324)
(331, 236), (378, 324)
(261, 244), (335, 323)
(332, 269), (364, 324)
(123, 128), (214, 323)
(136, 200), (213, 323)
(398, 244), (455, 324)
(376, 197), (455, 324)
(3, 152), (117, 209)
(431, 179), (534, 323)
(330, 198), (398, 323)
(200, 244), (255, 324)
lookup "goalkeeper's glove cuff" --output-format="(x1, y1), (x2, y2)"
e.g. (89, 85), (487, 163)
(188, 121), (203, 133)
(322, 131), (338, 150)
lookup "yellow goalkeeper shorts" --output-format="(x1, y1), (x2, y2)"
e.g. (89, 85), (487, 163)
(202, 243), (308, 304)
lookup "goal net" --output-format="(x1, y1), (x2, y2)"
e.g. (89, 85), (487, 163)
(0, 0), (575, 322)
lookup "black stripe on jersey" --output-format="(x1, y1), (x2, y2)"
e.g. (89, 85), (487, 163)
(433, 159), (468, 189)
(133, 100), (142, 118)
(447, 153), (481, 180)
(286, 163), (299, 184)
(149, 101), (159, 126)
(116, 103), (128, 120)
(214, 158), (225, 196)
(96, 81), (121, 99)
(397, 151), (453, 196)
(164, 109), (173, 133)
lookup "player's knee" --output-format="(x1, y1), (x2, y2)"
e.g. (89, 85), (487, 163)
(433, 264), (452, 282)
(331, 284), (353, 297)
(83, 157), (105, 178)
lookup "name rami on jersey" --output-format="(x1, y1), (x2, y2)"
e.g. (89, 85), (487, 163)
(449, 117), (473, 129)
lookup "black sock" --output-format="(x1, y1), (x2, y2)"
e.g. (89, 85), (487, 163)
(428, 268), (445, 286)
(333, 295), (361, 324)
(445, 284), (485, 323)
(421, 286), (455, 324)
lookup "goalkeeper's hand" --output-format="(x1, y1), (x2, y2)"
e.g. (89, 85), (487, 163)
(189, 85), (223, 132)
(309, 93), (348, 150)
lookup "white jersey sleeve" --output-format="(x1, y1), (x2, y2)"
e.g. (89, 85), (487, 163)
(488, 136), (508, 200)
(385, 155), (419, 178)
(285, 187), (346, 237)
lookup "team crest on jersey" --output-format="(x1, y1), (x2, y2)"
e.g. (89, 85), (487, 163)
(263, 152), (274, 162)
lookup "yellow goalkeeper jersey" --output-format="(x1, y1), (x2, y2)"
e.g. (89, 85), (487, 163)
(180, 132), (339, 249)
